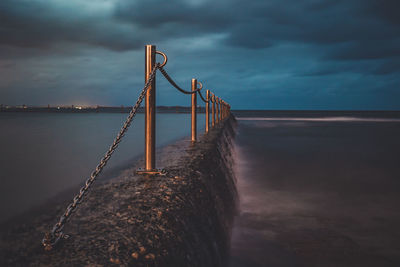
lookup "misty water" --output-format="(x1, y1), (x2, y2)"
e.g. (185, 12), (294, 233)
(230, 111), (400, 266)
(0, 112), (204, 222)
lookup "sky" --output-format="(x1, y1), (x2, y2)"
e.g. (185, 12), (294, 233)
(0, 0), (399, 110)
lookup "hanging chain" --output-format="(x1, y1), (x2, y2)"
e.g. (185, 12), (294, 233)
(42, 49), (217, 251)
(158, 66), (202, 95)
(42, 64), (160, 251)
(197, 90), (208, 103)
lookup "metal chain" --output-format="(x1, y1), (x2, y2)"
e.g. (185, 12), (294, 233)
(197, 90), (208, 103)
(42, 64), (160, 251)
(158, 66), (202, 95)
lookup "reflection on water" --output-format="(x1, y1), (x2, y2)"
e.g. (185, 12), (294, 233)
(230, 114), (400, 266)
(0, 112), (204, 222)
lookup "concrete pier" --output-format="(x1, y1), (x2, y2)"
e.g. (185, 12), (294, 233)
(0, 116), (238, 266)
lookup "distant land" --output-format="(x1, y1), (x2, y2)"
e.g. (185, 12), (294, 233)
(0, 105), (205, 114)
(2, 105), (399, 115)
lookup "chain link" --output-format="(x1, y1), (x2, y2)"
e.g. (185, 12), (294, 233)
(158, 66), (202, 95)
(42, 64), (159, 251)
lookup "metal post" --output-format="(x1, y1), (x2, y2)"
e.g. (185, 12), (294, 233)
(216, 97), (219, 124)
(220, 98), (222, 121)
(191, 79), (197, 142)
(222, 101), (224, 119)
(218, 98), (221, 122)
(224, 102), (227, 119)
(224, 102), (226, 119)
(206, 90), (210, 133)
(220, 99), (223, 121)
(221, 101), (223, 120)
(137, 45), (161, 175)
(223, 101), (226, 119)
(212, 94), (215, 127)
(218, 98), (222, 122)
(145, 45), (156, 170)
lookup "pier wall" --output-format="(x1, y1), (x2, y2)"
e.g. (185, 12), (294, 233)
(0, 115), (238, 266)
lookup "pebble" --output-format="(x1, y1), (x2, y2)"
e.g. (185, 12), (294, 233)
(131, 252), (139, 259)
(145, 253), (155, 260)
(109, 258), (121, 264)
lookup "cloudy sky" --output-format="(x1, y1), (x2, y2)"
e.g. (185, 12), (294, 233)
(1, 0), (399, 109)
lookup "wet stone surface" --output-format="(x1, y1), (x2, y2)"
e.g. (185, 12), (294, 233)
(0, 117), (238, 266)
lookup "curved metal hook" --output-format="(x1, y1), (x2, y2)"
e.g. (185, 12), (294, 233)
(197, 81), (203, 90)
(155, 51), (168, 68)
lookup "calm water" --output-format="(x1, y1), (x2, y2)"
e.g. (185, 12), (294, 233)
(230, 111), (400, 266)
(0, 112), (204, 222)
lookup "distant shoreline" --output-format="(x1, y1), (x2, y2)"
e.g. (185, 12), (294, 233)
(1, 106), (399, 114)
(0, 106), (206, 114)
(2, 107), (400, 118)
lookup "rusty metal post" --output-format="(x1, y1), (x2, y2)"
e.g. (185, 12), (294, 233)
(191, 79), (197, 142)
(206, 90), (210, 133)
(212, 94), (215, 127)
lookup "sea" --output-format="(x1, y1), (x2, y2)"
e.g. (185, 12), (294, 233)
(230, 110), (400, 266)
(1, 110), (400, 265)
(0, 112), (204, 222)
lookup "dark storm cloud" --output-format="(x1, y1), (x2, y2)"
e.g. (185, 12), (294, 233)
(0, 0), (142, 51)
(0, 0), (233, 53)
(221, 0), (400, 57)
(113, 0), (400, 63)
(1, 0), (399, 57)
(0, 0), (399, 109)
(330, 40), (400, 61)
(365, 0), (400, 25)
(114, 0), (232, 29)
(373, 60), (400, 75)
(300, 68), (344, 77)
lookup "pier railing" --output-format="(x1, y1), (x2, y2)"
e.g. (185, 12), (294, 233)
(42, 44), (231, 250)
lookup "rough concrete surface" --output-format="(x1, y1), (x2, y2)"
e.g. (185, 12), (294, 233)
(0, 116), (238, 266)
